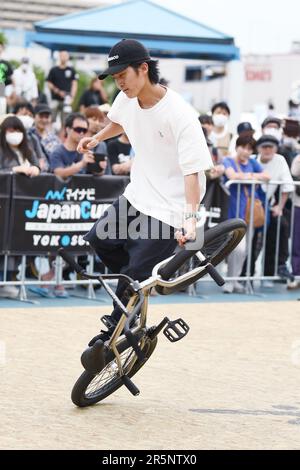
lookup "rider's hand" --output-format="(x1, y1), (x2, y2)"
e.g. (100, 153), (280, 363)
(175, 217), (197, 247)
(77, 137), (98, 153)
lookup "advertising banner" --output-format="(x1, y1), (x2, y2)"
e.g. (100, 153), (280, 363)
(8, 174), (129, 254)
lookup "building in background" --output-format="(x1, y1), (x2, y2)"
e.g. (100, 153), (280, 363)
(1, 0), (114, 31)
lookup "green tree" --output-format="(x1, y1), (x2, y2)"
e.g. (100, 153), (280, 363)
(0, 31), (8, 47)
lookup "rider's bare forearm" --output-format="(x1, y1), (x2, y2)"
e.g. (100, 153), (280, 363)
(94, 121), (124, 142)
(184, 173), (200, 212)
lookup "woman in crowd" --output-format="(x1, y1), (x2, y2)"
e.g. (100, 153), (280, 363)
(0, 115), (40, 298)
(79, 77), (108, 114)
(222, 135), (270, 293)
(0, 115), (40, 175)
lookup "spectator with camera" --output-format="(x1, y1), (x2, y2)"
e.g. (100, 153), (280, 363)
(49, 112), (106, 178)
(84, 107), (110, 174)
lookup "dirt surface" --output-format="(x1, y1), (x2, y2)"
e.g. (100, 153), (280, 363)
(1, 301), (300, 450)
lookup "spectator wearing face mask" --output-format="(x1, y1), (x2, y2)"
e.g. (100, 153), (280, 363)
(0, 115), (40, 299)
(0, 115), (40, 176)
(261, 116), (283, 144)
(14, 101), (48, 171)
(210, 102), (232, 159)
(256, 135), (295, 287)
(12, 58), (39, 106)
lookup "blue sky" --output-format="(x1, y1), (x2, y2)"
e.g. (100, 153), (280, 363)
(152, 0), (300, 54)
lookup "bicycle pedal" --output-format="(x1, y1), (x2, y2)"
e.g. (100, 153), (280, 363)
(101, 315), (117, 329)
(163, 318), (190, 342)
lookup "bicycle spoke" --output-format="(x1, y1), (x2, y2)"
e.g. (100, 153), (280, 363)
(85, 347), (135, 398)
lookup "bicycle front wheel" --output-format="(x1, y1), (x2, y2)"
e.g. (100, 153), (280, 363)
(71, 335), (157, 407)
(156, 218), (246, 294)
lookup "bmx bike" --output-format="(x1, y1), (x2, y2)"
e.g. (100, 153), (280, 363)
(58, 217), (246, 407)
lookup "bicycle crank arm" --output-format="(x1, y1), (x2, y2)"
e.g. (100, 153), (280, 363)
(121, 375), (140, 396)
(147, 317), (170, 340)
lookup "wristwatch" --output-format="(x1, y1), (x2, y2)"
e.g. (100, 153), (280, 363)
(184, 212), (201, 221)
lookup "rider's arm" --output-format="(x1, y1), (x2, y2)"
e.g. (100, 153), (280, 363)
(78, 120), (124, 152)
(93, 120), (124, 143)
(184, 173), (200, 213)
(176, 173), (200, 246)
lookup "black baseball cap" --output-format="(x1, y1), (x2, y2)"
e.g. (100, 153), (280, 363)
(98, 39), (152, 80)
(256, 135), (279, 147)
(34, 104), (52, 115)
(237, 122), (254, 134)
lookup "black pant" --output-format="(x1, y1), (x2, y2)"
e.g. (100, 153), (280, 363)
(242, 211), (290, 277)
(84, 196), (178, 323)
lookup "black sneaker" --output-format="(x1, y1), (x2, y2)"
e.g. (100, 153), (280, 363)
(278, 264), (295, 282)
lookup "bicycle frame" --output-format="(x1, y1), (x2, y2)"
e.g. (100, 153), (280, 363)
(103, 251), (209, 378)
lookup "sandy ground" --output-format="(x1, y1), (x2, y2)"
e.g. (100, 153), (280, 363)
(1, 301), (300, 450)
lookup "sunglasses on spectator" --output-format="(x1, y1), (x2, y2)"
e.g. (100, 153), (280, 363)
(72, 127), (88, 134)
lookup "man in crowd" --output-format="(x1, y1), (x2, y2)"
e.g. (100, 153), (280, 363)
(13, 57), (38, 106)
(29, 103), (61, 164)
(49, 112), (106, 178)
(47, 51), (78, 125)
(256, 135), (295, 286)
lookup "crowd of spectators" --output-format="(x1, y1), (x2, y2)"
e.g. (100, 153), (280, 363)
(0, 41), (299, 298)
(200, 102), (300, 294)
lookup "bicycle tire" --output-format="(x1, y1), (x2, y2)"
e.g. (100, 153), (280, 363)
(156, 218), (246, 295)
(71, 335), (157, 407)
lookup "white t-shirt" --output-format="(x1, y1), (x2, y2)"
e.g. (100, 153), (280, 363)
(108, 88), (213, 228)
(257, 153), (295, 200)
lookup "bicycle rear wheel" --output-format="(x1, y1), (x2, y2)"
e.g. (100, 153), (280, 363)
(156, 218), (246, 294)
(71, 335), (157, 407)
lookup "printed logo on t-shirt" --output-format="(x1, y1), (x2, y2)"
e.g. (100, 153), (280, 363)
(159, 131), (164, 138)
(118, 153), (130, 164)
(65, 69), (72, 78)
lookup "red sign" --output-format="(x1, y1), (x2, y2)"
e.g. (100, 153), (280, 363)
(245, 66), (272, 81)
